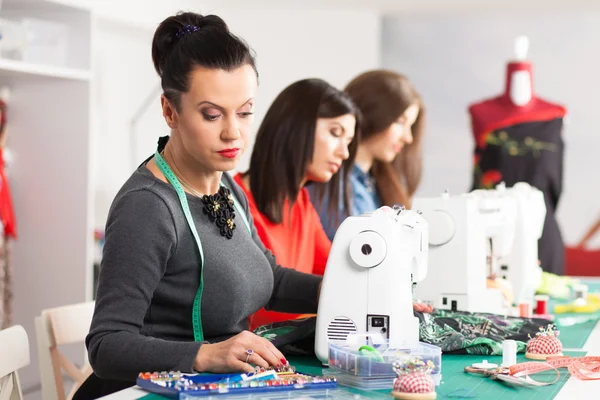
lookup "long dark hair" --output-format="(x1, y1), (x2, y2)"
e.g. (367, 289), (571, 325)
(345, 70), (424, 208)
(247, 79), (360, 224)
(151, 12), (257, 110)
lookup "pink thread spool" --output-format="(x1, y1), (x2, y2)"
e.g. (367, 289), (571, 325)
(535, 295), (549, 315)
(519, 302), (532, 318)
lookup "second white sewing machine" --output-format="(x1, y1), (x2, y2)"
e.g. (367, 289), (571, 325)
(314, 206), (429, 365)
(471, 182), (546, 305)
(412, 191), (517, 314)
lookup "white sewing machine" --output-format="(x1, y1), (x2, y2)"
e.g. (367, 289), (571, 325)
(314, 206), (429, 365)
(471, 182), (546, 305)
(412, 191), (516, 314)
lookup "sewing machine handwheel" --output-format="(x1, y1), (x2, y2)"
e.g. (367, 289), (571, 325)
(428, 210), (455, 246)
(349, 231), (386, 268)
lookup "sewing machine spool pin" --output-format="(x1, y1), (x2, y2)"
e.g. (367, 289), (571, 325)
(393, 204), (406, 215)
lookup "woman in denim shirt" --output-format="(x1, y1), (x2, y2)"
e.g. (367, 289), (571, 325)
(311, 70), (425, 240)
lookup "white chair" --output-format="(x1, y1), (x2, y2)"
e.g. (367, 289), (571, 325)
(0, 325), (30, 400)
(35, 302), (95, 400)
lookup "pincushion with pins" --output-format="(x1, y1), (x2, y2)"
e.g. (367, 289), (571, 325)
(391, 358), (437, 400)
(525, 324), (563, 360)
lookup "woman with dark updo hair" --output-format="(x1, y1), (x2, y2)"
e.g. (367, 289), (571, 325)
(75, 12), (322, 399)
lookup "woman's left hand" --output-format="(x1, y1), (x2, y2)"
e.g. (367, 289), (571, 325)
(194, 331), (287, 373)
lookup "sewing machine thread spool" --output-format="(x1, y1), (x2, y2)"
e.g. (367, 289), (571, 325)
(535, 295), (549, 315)
(392, 204), (406, 215)
(519, 302), (532, 318)
(502, 340), (517, 367)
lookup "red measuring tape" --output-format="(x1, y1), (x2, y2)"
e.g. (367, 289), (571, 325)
(509, 356), (600, 384)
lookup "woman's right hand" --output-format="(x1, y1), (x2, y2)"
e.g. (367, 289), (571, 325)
(193, 331), (287, 373)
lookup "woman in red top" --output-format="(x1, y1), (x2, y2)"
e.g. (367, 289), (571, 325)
(235, 79), (360, 329)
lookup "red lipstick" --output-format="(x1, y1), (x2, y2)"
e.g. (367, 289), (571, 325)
(217, 148), (240, 159)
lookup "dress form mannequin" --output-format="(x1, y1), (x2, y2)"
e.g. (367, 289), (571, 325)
(469, 37), (566, 145)
(469, 37), (567, 275)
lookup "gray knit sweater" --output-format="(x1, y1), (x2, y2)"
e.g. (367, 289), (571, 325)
(87, 166), (322, 381)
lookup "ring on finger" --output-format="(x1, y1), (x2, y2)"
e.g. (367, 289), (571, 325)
(245, 349), (254, 364)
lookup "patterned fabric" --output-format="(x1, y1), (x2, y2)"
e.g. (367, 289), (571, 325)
(417, 309), (550, 355)
(393, 373), (435, 393)
(527, 336), (562, 355)
(253, 311), (550, 357)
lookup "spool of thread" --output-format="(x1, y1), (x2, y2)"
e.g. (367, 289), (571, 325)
(535, 295), (549, 315)
(519, 302), (532, 318)
(502, 340), (517, 367)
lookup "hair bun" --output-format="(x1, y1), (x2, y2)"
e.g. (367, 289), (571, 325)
(151, 12), (230, 76)
(151, 11), (256, 110)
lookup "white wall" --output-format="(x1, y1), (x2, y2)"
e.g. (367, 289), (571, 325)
(93, 19), (159, 227)
(382, 11), (600, 247)
(93, 3), (381, 229)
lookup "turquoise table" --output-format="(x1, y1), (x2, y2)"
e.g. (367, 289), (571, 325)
(292, 282), (600, 399)
(104, 282), (600, 400)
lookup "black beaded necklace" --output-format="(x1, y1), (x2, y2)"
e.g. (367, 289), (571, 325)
(161, 150), (237, 239)
(199, 186), (237, 239)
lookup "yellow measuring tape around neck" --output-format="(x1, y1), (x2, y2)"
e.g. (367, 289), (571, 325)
(154, 150), (251, 341)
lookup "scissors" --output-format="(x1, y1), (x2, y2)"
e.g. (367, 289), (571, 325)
(464, 363), (540, 387)
(465, 362), (557, 387)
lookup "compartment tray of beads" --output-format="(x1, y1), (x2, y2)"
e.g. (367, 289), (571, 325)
(136, 369), (338, 398)
(327, 340), (442, 381)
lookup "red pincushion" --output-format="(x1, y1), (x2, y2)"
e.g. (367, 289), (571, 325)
(527, 335), (562, 355)
(393, 373), (435, 394)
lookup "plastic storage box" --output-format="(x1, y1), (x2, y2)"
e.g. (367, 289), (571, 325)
(325, 335), (442, 389)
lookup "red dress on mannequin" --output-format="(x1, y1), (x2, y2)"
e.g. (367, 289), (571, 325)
(0, 149), (16, 239)
(469, 62), (567, 275)
(469, 62), (566, 146)
(0, 100), (16, 239)
(0, 96), (16, 328)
